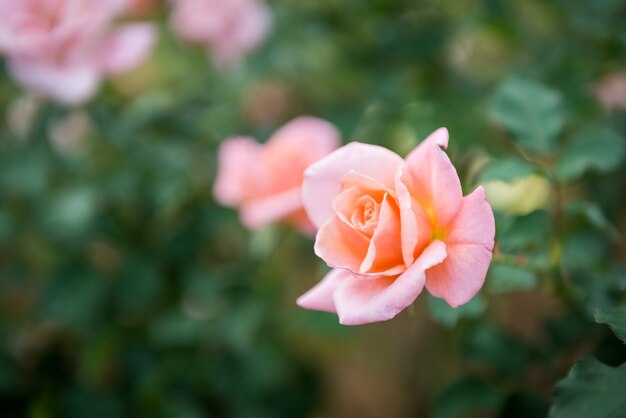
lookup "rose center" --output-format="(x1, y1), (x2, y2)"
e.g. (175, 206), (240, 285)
(351, 195), (380, 235)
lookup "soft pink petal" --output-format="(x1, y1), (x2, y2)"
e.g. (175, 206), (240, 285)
(7, 58), (100, 105)
(341, 170), (395, 195)
(333, 240), (447, 325)
(396, 166), (418, 266)
(359, 194), (405, 275)
(425, 243), (493, 308)
(296, 268), (348, 313)
(302, 142), (404, 228)
(266, 116), (340, 161)
(444, 186), (495, 246)
(314, 216), (370, 273)
(260, 116), (340, 193)
(170, 0), (271, 70)
(396, 166), (435, 266)
(213, 136), (261, 207)
(425, 188), (495, 307)
(240, 187), (302, 230)
(404, 127), (462, 227)
(99, 23), (156, 74)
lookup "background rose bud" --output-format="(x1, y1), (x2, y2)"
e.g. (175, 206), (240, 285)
(213, 116), (340, 235)
(594, 72), (626, 112)
(297, 128), (495, 325)
(483, 175), (551, 216)
(0, 0), (157, 105)
(169, 0), (271, 70)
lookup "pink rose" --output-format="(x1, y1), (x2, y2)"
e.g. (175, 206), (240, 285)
(169, 0), (271, 70)
(0, 0), (156, 105)
(297, 128), (495, 325)
(213, 116), (340, 235)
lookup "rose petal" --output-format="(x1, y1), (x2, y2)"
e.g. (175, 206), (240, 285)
(296, 268), (348, 313)
(7, 58), (100, 105)
(359, 194), (405, 275)
(213, 136), (261, 207)
(240, 187), (303, 230)
(341, 170), (395, 195)
(99, 23), (157, 74)
(260, 116), (341, 193)
(333, 240), (447, 325)
(302, 142), (404, 228)
(314, 215), (370, 272)
(266, 116), (340, 160)
(444, 186), (495, 246)
(404, 127), (463, 227)
(425, 188), (495, 307)
(395, 166), (434, 267)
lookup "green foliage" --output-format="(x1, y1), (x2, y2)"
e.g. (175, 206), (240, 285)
(479, 158), (536, 182)
(596, 307), (626, 344)
(463, 324), (532, 378)
(489, 77), (565, 154)
(427, 294), (486, 327)
(557, 127), (625, 181)
(432, 378), (503, 418)
(550, 357), (626, 418)
(487, 263), (538, 294)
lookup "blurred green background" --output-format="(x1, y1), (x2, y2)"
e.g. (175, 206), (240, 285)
(1, 0), (626, 417)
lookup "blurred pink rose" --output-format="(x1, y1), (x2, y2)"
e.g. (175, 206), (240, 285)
(594, 72), (626, 112)
(169, 0), (271, 70)
(0, 0), (157, 105)
(297, 128), (495, 325)
(213, 116), (341, 235)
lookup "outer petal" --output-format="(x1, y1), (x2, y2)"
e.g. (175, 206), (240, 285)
(359, 194), (405, 275)
(302, 142), (404, 228)
(213, 136), (260, 207)
(296, 268), (348, 313)
(444, 186), (496, 246)
(99, 23), (157, 74)
(240, 187), (302, 230)
(314, 216), (370, 272)
(425, 187), (495, 307)
(333, 240), (447, 325)
(7, 58), (100, 105)
(266, 116), (340, 162)
(404, 127), (462, 227)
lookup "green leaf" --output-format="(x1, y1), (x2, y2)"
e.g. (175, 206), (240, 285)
(488, 263), (538, 293)
(561, 229), (609, 273)
(148, 310), (204, 347)
(550, 357), (626, 418)
(490, 77), (564, 154)
(596, 307), (626, 345)
(41, 273), (107, 332)
(464, 324), (531, 377)
(567, 201), (621, 242)
(498, 210), (550, 252)
(480, 158), (536, 182)
(557, 127), (625, 181)
(427, 294), (486, 327)
(432, 378), (504, 418)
